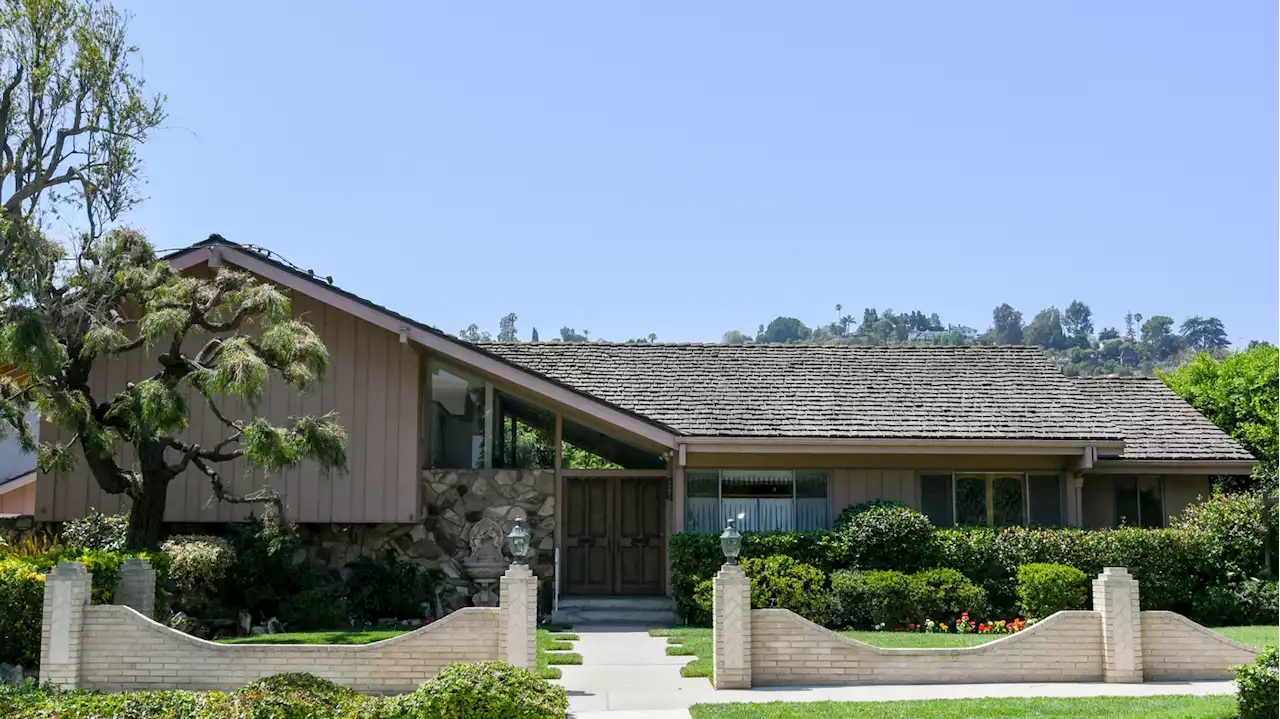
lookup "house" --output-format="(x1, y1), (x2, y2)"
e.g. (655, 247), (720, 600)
(0, 364), (38, 519)
(7, 237), (1256, 615)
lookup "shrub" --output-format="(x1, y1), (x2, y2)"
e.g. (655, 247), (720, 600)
(60, 509), (129, 552)
(830, 569), (870, 628)
(1173, 490), (1270, 576)
(409, 661), (568, 719)
(342, 549), (434, 622)
(1017, 563), (1088, 618)
(910, 568), (987, 620)
(839, 505), (934, 572)
(1235, 646), (1279, 719)
(834, 499), (908, 530)
(691, 556), (832, 625)
(1193, 579), (1279, 627)
(162, 535), (235, 614)
(861, 570), (916, 627)
(0, 558), (44, 666)
(278, 587), (349, 630)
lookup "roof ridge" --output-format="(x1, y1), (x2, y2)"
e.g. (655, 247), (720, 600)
(476, 342), (1045, 350)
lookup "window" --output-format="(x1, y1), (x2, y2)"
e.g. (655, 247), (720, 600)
(685, 470), (830, 532)
(1115, 476), (1164, 528)
(429, 361), (487, 468)
(931, 472), (1063, 527)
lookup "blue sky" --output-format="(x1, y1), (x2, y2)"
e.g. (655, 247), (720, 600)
(114, 2), (1276, 344)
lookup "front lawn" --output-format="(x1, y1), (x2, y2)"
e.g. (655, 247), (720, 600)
(654, 624), (1279, 680)
(689, 695), (1236, 718)
(214, 627), (581, 680)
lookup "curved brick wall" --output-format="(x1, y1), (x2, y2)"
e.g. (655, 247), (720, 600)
(1141, 611), (1262, 681)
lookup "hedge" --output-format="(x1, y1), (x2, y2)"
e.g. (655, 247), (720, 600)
(0, 548), (170, 667)
(670, 486), (1269, 621)
(1235, 646), (1279, 719)
(0, 666), (568, 718)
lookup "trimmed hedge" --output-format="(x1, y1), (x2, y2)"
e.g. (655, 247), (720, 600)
(691, 555), (831, 626)
(1016, 563), (1088, 619)
(1235, 646), (1279, 719)
(671, 503), (1267, 624)
(0, 666), (568, 718)
(830, 568), (986, 628)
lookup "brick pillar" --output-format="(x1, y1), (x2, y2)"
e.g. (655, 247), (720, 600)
(39, 561), (92, 688)
(1093, 567), (1144, 683)
(499, 563), (537, 670)
(114, 558), (156, 619)
(713, 563), (752, 689)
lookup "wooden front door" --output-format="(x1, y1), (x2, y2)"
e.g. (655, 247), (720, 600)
(563, 475), (665, 595)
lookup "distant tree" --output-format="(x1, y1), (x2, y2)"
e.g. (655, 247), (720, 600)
(861, 308), (879, 328)
(759, 316), (811, 344)
(648, 333), (658, 343)
(1063, 301), (1093, 338)
(722, 330), (748, 345)
(1180, 316), (1229, 351)
(623, 334), (658, 344)
(990, 304), (1024, 345)
(531, 327), (540, 342)
(1162, 344), (1278, 491)
(1124, 312), (1136, 339)
(559, 327), (587, 343)
(1098, 327), (1120, 341)
(497, 313), (518, 342)
(1024, 307), (1068, 350)
(1140, 315), (1181, 360)
(459, 324), (492, 342)
(1247, 340), (1274, 350)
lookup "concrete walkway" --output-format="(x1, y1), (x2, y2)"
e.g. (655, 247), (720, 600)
(556, 626), (1238, 719)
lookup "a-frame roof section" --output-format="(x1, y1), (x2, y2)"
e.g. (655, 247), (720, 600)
(165, 236), (680, 449)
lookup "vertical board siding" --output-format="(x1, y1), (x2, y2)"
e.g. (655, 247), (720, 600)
(38, 284), (420, 525)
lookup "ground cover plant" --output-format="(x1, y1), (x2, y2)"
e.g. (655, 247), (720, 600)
(687, 695), (1237, 719)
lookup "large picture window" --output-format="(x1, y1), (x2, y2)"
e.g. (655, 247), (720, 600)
(428, 361), (487, 469)
(922, 472), (1064, 528)
(1114, 476), (1164, 528)
(685, 470), (830, 532)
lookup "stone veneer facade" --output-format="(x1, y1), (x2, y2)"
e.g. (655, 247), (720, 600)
(292, 469), (555, 615)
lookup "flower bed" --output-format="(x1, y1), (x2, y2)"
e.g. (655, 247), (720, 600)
(880, 614), (1032, 635)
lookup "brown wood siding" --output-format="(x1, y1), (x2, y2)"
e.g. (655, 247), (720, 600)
(37, 287), (420, 524)
(0, 479), (35, 514)
(1163, 475), (1210, 525)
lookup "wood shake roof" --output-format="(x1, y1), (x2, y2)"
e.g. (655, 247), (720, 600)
(481, 343), (1125, 441)
(1072, 377), (1254, 461)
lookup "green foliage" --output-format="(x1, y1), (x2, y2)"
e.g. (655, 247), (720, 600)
(839, 504), (935, 572)
(161, 535), (235, 614)
(242, 414), (347, 475)
(0, 558), (44, 665)
(830, 570), (871, 628)
(408, 661), (569, 719)
(1016, 563), (1088, 618)
(989, 303), (1023, 344)
(833, 499), (907, 530)
(859, 570), (916, 627)
(758, 316), (811, 343)
(1024, 307), (1068, 350)
(1162, 344), (1279, 488)
(1172, 490), (1272, 575)
(1235, 646), (1279, 719)
(691, 556), (831, 625)
(60, 508), (129, 552)
(342, 550), (434, 623)
(1192, 579), (1278, 627)
(910, 568), (988, 620)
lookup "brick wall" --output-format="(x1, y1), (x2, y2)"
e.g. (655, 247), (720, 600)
(77, 605), (499, 693)
(751, 609), (1103, 686)
(1141, 611), (1262, 681)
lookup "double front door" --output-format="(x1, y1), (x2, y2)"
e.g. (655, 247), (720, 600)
(563, 475), (665, 595)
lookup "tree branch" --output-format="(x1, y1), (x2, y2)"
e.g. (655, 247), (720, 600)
(192, 456), (284, 514)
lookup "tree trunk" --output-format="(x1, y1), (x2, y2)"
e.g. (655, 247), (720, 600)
(125, 474), (170, 550)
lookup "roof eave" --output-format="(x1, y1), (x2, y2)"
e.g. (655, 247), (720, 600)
(681, 437), (1125, 456)
(1089, 459), (1257, 475)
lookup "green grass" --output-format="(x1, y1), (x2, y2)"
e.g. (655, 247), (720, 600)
(688, 696), (1237, 718)
(654, 624), (1279, 682)
(536, 628), (582, 679)
(550, 632), (580, 641)
(214, 629), (410, 645)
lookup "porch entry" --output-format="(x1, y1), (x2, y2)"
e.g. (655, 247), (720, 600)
(563, 475), (665, 595)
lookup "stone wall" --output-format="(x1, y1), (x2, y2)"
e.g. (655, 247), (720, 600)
(40, 558), (537, 694)
(1141, 611), (1262, 681)
(750, 609), (1103, 686)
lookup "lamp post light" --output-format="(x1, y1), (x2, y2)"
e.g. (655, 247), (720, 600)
(506, 519), (531, 564)
(719, 517), (742, 565)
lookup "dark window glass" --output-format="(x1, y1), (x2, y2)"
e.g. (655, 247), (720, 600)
(1137, 476), (1164, 528)
(991, 476), (1024, 526)
(1028, 474), (1063, 526)
(955, 476), (988, 525)
(919, 474), (953, 527)
(795, 471), (830, 530)
(1114, 476), (1139, 527)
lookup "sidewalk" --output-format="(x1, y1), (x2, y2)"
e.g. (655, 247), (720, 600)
(557, 626), (1237, 719)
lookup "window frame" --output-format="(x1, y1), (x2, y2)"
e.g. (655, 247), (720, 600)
(915, 471), (1065, 528)
(684, 469), (832, 532)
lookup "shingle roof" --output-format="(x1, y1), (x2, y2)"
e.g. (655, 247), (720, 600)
(480, 343), (1125, 441)
(1072, 377), (1254, 461)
